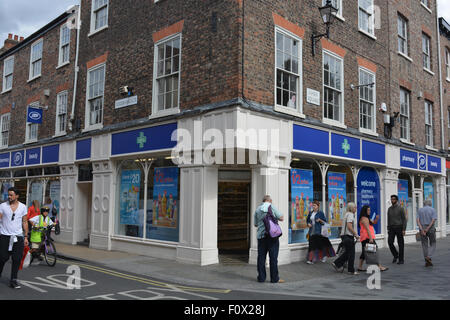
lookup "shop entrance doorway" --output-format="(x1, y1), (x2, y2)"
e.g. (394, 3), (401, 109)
(217, 172), (251, 262)
(77, 183), (92, 246)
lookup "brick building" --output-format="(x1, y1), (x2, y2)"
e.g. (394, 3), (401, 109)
(0, 0), (448, 266)
(0, 7), (79, 225)
(439, 17), (450, 231)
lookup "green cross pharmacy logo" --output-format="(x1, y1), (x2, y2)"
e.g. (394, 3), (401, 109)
(137, 132), (147, 149)
(341, 139), (350, 155)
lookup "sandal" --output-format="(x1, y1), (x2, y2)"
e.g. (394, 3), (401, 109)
(380, 267), (389, 272)
(357, 268), (366, 272)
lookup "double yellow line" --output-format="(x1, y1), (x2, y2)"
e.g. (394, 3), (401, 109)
(58, 259), (231, 294)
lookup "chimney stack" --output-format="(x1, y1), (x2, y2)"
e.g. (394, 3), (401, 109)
(1, 34), (22, 54)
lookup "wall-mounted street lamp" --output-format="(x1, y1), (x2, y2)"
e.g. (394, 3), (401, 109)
(311, 0), (338, 56)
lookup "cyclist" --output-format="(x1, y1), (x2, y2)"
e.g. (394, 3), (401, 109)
(29, 206), (54, 263)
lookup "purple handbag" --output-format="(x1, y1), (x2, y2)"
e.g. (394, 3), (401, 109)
(263, 205), (282, 238)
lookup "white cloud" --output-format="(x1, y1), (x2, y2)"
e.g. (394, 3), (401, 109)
(0, 0), (77, 46)
(437, 0), (450, 22)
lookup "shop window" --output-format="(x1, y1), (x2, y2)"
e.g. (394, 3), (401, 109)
(44, 179), (60, 217)
(44, 166), (60, 175)
(27, 168), (43, 177)
(0, 171), (11, 178)
(13, 170), (26, 177)
(0, 181), (12, 202)
(115, 158), (179, 242)
(446, 171), (450, 226)
(289, 159), (323, 244)
(398, 173), (413, 231)
(326, 164), (354, 239)
(29, 180), (43, 207)
(78, 164), (92, 182)
(423, 177), (436, 227)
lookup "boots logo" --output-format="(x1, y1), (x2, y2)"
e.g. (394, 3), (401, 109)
(13, 152), (23, 166)
(418, 154), (426, 170)
(28, 111), (42, 121)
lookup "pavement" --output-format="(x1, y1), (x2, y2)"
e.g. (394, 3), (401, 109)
(55, 236), (450, 299)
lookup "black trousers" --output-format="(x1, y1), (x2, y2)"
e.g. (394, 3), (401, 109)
(257, 237), (280, 283)
(334, 235), (356, 272)
(388, 225), (404, 261)
(0, 235), (25, 281)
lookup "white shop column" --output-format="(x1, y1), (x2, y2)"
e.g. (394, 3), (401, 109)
(249, 166), (291, 266)
(177, 165), (219, 266)
(437, 176), (447, 238)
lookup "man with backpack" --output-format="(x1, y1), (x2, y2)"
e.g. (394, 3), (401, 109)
(254, 195), (284, 283)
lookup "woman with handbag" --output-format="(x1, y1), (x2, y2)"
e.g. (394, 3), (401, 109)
(357, 205), (388, 272)
(306, 200), (336, 264)
(332, 202), (360, 274)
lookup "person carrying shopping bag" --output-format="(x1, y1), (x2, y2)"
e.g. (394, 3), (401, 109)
(332, 202), (360, 274)
(357, 205), (388, 272)
(306, 200), (335, 264)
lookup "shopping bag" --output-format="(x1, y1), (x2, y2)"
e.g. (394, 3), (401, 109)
(366, 243), (377, 253)
(19, 246), (31, 270)
(321, 223), (331, 238)
(415, 232), (422, 242)
(365, 251), (379, 265)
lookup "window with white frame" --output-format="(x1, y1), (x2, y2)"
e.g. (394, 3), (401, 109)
(26, 102), (39, 143)
(275, 29), (302, 113)
(425, 100), (433, 147)
(91, 0), (108, 32)
(2, 56), (14, 92)
(359, 68), (375, 131)
(400, 88), (410, 141)
(397, 15), (408, 56)
(422, 33), (431, 70)
(445, 48), (450, 80)
(323, 0), (343, 18)
(323, 51), (343, 123)
(358, 0), (375, 36)
(29, 40), (43, 80)
(56, 91), (68, 135)
(153, 35), (181, 114)
(59, 25), (70, 66)
(421, 0), (430, 9)
(87, 64), (105, 126)
(0, 113), (10, 148)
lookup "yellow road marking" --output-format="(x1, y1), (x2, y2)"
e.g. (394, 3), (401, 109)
(58, 259), (231, 294)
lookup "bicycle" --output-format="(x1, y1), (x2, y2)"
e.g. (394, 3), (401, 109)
(30, 225), (57, 267)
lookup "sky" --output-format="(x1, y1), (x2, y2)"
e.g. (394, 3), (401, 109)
(0, 0), (450, 46)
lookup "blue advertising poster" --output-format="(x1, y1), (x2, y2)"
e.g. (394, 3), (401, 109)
(119, 170), (141, 226)
(424, 182), (434, 208)
(290, 169), (313, 243)
(398, 179), (409, 225)
(152, 167), (178, 229)
(327, 172), (346, 239)
(357, 167), (381, 234)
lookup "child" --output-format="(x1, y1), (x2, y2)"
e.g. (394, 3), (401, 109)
(28, 206), (54, 262)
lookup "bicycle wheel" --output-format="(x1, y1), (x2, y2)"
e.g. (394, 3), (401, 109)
(44, 241), (57, 267)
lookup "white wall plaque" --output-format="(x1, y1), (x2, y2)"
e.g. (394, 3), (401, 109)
(115, 95), (138, 109)
(306, 89), (320, 106)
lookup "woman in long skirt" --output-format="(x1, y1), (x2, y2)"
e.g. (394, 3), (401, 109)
(306, 200), (336, 264)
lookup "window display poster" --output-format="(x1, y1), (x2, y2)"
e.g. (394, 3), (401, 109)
(424, 182), (434, 208)
(357, 167), (381, 234)
(327, 172), (346, 228)
(152, 167), (178, 229)
(49, 181), (60, 215)
(30, 182), (43, 207)
(398, 179), (409, 222)
(1, 182), (12, 202)
(290, 169), (314, 231)
(289, 169), (313, 243)
(120, 170), (141, 226)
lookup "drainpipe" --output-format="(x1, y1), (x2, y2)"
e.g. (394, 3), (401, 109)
(436, 15), (444, 151)
(69, 1), (81, 131)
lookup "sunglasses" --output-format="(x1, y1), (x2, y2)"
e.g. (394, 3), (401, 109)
(11, 213), (15, 221)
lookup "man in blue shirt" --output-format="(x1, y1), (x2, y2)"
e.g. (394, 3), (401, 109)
(417, 199), (437, 267)
(254, 195), (284, 283)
